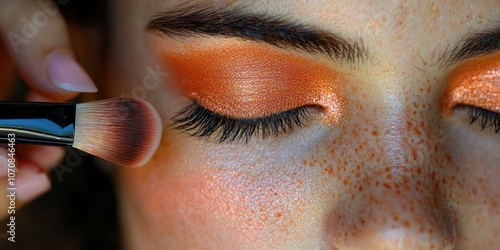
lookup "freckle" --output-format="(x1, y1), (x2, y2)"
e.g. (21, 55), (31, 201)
(417, 168), (422, 174)
(403, 220), (410, 227)
(403, 176), (409, 184)
(359, 186), (363, 191)
(383, 183), (392, 189)
(427, 86), (431, 93)
(375, 181), (380, 186)
(295, 234), (301, 239)
(413, 102), (419, 108)
(415, 129), (421, 136)
(407, 121), (413, 129)
(276, 213), (283, 218)
(412, 149), (417, 160)
(352, 130), (359, 137)
(445, 154), (452, 162)
(472, 188), (478, 195)
(369, 153), (375, 160)
(344, 176), (351, 185)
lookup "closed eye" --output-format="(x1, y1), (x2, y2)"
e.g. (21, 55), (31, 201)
(171, 102), (317, 143)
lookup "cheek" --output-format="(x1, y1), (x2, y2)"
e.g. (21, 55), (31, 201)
(444, 124), (500, 243)
(116, 135), (318, 247)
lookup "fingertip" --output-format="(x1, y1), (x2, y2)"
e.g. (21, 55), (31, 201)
(46, 50), (98, 93)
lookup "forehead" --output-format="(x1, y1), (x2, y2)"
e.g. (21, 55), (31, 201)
(157, 0), (499, 31)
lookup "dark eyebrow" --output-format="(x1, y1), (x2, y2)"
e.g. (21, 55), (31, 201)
(148, 5), (367, 64)
(440, 27), (500, 68)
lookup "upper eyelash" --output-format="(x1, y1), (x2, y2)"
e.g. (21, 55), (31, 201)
(468, 106), (500, 133)
(171, 102), (314, 143)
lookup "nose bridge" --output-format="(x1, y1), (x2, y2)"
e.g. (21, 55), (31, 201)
(377, 102), (440, 168)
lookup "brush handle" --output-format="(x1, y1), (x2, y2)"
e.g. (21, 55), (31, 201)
(0, 102), (76, 146)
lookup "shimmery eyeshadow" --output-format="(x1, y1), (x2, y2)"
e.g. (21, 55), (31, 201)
(153, 39), (346, 124)
(442, 52), (500, 114)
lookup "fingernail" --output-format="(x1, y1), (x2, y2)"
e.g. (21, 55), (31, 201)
(46, 50), (98, 92)
(0, 147), (10, 178)
(16, 167), (51, 202)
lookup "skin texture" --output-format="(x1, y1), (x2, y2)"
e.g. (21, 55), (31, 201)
(103, 0), (500, 249)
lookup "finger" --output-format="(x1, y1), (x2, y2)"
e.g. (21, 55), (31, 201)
(16, 145), (65, 172)
(0, 158), (50, 220)
(15, 159), (51, 202)
(0, 0), (97, 101)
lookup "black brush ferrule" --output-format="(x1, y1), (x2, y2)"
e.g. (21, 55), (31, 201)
(0, 101), (76, 146)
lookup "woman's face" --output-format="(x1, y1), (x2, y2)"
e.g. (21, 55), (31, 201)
(103, 0), (500, 249)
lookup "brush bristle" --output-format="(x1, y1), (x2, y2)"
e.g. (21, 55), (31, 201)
(73, 97), (162, 167)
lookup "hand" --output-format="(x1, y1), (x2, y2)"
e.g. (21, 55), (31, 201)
(0, 0), (97, 219)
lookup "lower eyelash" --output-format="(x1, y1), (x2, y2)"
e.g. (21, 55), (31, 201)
(172, 102), (314, 143)
(468, 106), (500, 133)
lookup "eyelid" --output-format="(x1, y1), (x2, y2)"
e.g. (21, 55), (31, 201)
(150, 38), (347, 125)
(442, 52), (500, 114)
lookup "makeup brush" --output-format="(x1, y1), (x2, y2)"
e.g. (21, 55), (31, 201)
(0, 97), (162, 167)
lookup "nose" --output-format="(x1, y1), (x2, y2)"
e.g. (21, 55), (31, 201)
(322, 113), (457, 249)
(318, 76), (459, 249)
(324, 168), (456, 249)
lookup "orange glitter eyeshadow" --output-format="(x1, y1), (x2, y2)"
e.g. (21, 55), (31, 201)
(154, 39), (346, 124)
(442, 52), (500, 114)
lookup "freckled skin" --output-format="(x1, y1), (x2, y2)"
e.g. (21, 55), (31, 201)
(105, 0), (500, 249)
